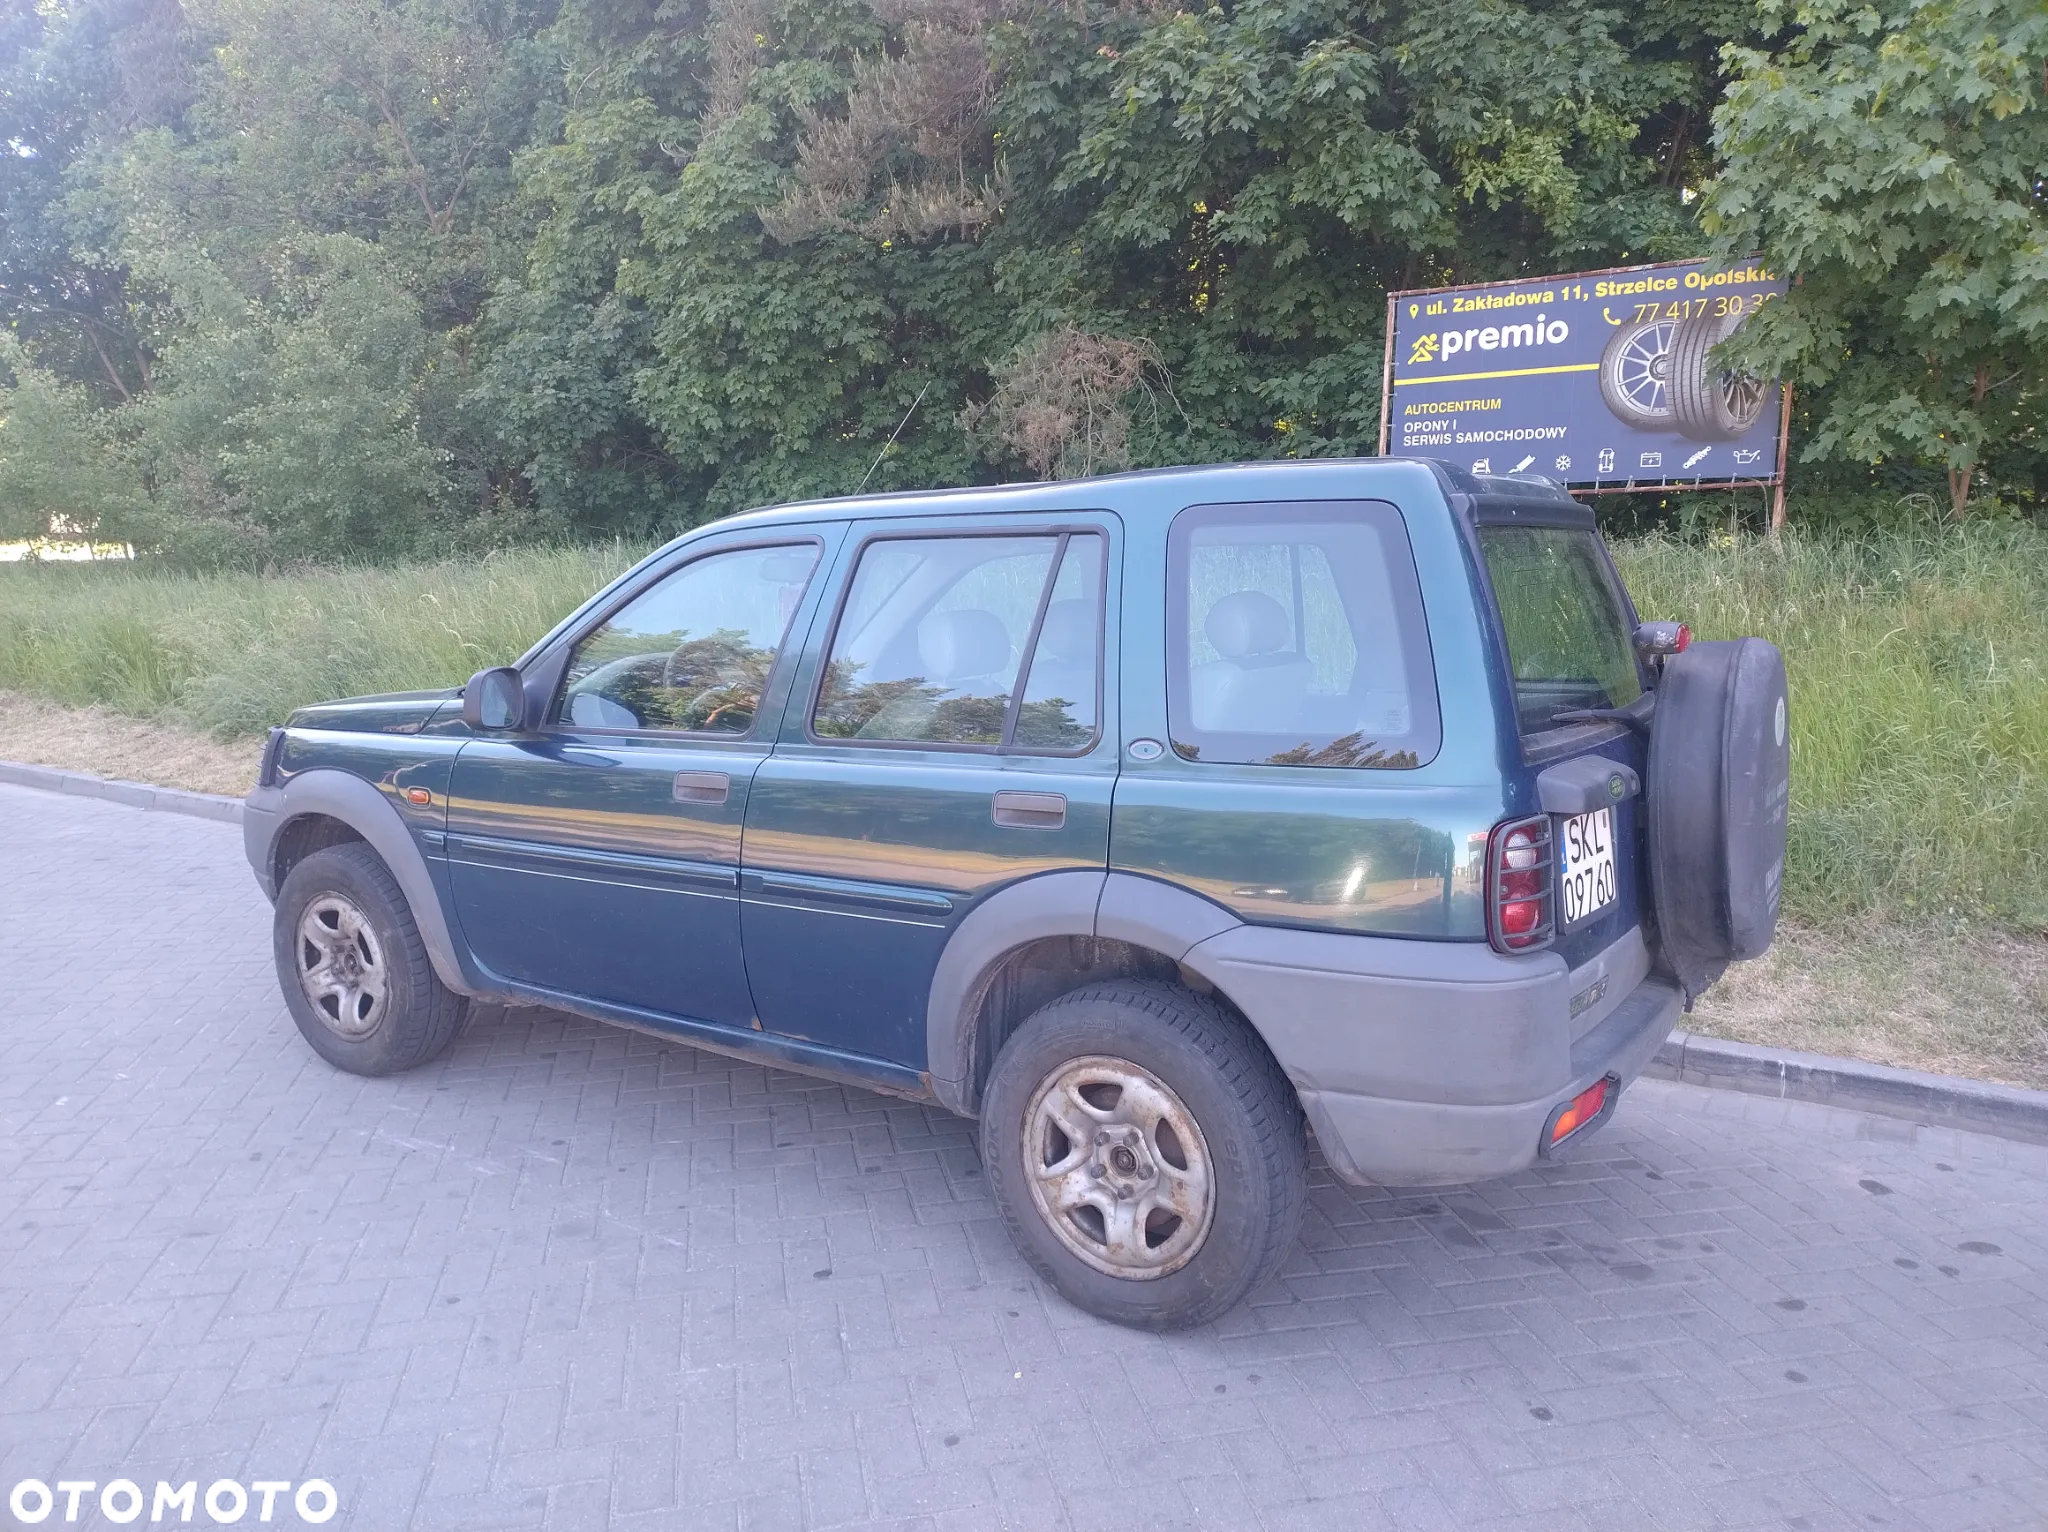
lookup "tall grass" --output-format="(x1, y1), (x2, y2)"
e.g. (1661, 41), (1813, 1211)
(0, 545), (643, 738)
(2, 524), (2043, 930)
(1614, 524), (2047, 932)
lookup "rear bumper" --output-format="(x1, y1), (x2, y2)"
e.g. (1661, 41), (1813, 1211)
(1180, 921), (1679, 1187)
(1298, 972), (1682, 1186)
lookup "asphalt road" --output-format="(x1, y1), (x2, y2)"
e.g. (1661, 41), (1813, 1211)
(2, 780), (2044, 1532)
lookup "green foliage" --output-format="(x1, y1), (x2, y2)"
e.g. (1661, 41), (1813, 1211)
(0, 343), (145, 540)
(4, 0), (2044, 553)
(1703, 0), (2048, 514)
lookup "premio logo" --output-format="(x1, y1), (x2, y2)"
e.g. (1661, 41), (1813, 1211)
(1407, 314), (1572, 367)
(9, 1480), (337, 1525)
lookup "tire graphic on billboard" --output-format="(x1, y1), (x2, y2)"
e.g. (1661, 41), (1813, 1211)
(1598, 309), (1770, 442)
(1669, 308), (1770, 442)
(1597, 318), (1677, 429)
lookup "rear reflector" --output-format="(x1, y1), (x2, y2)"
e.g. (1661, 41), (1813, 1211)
(1545, 1076), (1616, 1150)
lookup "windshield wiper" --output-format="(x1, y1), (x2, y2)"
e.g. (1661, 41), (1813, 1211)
(1550, 693), (1654, 737)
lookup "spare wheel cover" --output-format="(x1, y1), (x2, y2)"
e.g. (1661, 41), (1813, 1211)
(1645, 638), (1790, 1000)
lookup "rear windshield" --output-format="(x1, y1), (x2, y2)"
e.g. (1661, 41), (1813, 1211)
(1477, 525), (1642, 736)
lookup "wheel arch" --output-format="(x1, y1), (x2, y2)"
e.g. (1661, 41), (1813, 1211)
(927, 870), (1287, 1117)
(248, 769), (480, 997)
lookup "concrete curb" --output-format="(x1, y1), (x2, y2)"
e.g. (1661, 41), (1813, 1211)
(0, 759), (244, 824)
(1646, 1028), (2048, 1147)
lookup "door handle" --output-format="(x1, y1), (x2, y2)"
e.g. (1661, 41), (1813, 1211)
(672, 770), (730, 805)
(992, 790), (1066, 829)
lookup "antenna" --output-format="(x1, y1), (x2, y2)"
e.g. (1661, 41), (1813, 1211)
(856, 381), (931, 495)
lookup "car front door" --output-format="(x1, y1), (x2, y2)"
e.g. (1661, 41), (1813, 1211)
(740, 514), (1121, 1070)
(445, 527), (838, 1028)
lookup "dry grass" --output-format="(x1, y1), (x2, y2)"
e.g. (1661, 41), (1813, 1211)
(1693, 922), (2048, 1090)
(0, 691), (257, 796)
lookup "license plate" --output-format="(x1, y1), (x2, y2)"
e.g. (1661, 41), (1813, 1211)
(1558, 807), (1617, 925)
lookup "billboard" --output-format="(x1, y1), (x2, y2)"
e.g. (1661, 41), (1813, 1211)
(1380, 259), (1787, 488)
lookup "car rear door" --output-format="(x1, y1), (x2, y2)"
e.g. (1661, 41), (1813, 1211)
(738, 512), (1121, 1071)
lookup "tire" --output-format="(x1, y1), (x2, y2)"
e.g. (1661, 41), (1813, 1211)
(1645, 638), (1791, 1002)
(979, 981), (1306, 1330)
(273, 843), (468, 1076)
(1670, 308), (1771, 442)
(1597, 318), (1678, 430)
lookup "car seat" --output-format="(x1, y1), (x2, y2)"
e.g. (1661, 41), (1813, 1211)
(1189, 590), (1312, 734)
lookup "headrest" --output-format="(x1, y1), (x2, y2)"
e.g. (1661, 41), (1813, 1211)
(1035, 599), (1095, 664)
(919, 608), (1011, 683)
(1205, 590), (1292, 659)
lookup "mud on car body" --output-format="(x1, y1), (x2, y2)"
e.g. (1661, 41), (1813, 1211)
(245, 458), (1789, 1329)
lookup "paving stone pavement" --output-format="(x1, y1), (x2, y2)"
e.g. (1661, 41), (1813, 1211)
(2, 779), (2046, 1532)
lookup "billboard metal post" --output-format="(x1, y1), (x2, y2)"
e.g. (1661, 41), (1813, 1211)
(1770, 383), (1794, 537)
(1378, 292), (1396, 456)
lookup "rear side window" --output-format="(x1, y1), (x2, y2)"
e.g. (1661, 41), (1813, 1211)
(812, 530), (1105, 751)
(1477, 525), (1642, 736)
(1167, 502), (1439, 768)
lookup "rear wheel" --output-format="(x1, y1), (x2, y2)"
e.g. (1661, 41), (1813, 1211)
(273, 843), (467, 1076)
(980, 981), (1306, 1330)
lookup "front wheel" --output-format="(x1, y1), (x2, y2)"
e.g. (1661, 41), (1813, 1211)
(273, 843), (468, 1076)
(980, 982), (1306, 1330)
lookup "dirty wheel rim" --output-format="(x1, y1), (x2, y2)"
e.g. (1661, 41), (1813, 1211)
(1021, 1055), (1215, 1280)
(296, 894), (389, 1038)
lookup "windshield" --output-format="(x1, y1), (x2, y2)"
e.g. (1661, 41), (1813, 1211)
(1477, 525), (1642, 736)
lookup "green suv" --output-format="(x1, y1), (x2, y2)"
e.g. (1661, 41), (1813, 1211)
(245, 459), (1789, 1329)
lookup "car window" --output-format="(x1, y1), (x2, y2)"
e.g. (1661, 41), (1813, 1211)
(1476, 525), (1643, 736)
(1167, 502), (1439, 768)
(813, 531), (1105, 750)
(1014, 536), (1104, 749)
(555, 542), (820, 734)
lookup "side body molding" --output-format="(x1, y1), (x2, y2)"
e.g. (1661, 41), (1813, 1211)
(1095, 872), (1243, 961)
(244, 769), (480, 997)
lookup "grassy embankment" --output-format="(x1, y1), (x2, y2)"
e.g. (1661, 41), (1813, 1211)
(2, 525), (2043, 1082)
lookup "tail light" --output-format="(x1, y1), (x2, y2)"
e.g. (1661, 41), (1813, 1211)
(1486, 813), (1554, 953)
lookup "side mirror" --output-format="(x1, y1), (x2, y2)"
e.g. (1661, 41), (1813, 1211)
(462, 666), (527, 731)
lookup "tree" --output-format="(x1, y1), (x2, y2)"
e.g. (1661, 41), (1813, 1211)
(0, 0), (196, 404)
(1703, 0), (2048, 515)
